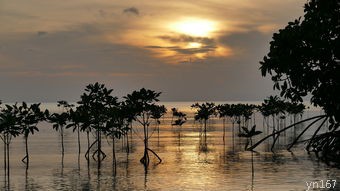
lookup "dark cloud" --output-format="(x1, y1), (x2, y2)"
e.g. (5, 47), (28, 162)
(219, 30), (271, 53)
(158, 35), (215, 46)
(144, 45), (180, 49)
(37, 31), (47, 37)
(145, 35), (217, 55)
(123, 7), (139, 15)
(169, 46), (216, 55)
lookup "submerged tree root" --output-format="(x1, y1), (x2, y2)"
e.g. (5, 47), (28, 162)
(140, 148), (162, 166)
(92, 149), (106, 161)
(21, 155), (29, 164)
(85, 140), (97, 160)
(247, 115), (326, 151)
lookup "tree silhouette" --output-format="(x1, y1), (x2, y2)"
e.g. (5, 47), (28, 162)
(238, 125), (262, 186)
(216, 104), (231, 141)
(124, 88), (163, 168)
(120, 101), (137, 153)
(191, 102), (216, 134)
(0, 104), (21, 178)
(17, 102), (46, 165)
(171, 108), (187, 127)
(77, 82), (117, 167)
(253, 0), (339, 160)
(260, 0), (339, 123)
(66, 106), (85, 156)
(48, 104), (70, 156)
(150, 105), (166, 140)
(105, 101), (131, 168)
(239, 125), (262, 150)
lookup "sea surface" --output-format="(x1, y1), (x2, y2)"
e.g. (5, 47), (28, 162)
(0, 102), (339, 191)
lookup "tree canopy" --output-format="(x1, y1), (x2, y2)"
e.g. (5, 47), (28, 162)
(260, 0), (340, 125)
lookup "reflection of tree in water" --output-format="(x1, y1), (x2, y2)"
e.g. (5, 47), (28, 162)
(198, 131), (208, 153)
(171, 107), (187, 155)
(24, 169), (43, 190)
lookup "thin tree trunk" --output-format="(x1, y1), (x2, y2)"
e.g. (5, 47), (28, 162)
(223, 118), (225, 141)
(232, 122), (235, 151)
(126, 130), (130, 153)
(157, 123), (160, 147)
(87, 131), (90, 160)
(112, 136), (116, 165)
(77, 126), (81, 155)
(141, 119), (150, 166)
(4, 138), (7, 176)
(238, 117), (241, 134)
(97, 129), (101, 169)
(121, 136), (124, 150)
(25, 136), (29, 164)
(61, 127), (64, 155)
(112, 136), (116, 177)
(272, 115), (276, 140)
(7, 141), (10, 178)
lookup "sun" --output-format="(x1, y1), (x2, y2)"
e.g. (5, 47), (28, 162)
(170, 18), (216, 37)
(186, 42), (202, 48)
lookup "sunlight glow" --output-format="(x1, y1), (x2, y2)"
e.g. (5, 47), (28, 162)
(186, 42), (202, 48)
(170, 19), (216, 37)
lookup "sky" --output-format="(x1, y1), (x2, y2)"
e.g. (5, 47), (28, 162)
(0, 0), (306, 102)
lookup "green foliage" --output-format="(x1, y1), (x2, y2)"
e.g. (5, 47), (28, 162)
(260, 0), (340, 125)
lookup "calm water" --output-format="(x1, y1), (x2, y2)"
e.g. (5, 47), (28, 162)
(0, 102), (339, 191)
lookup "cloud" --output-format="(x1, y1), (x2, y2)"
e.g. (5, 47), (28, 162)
(37, 31), (48, 37)
(123, 7), (139, 16)
(158, 35), (215, 45)
(0, 22), (276, 102)
(218, 30), (271, 56)
(145, 35), (217, 55)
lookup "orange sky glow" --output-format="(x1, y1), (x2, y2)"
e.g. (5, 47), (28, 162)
(0, 0), (306, 101)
